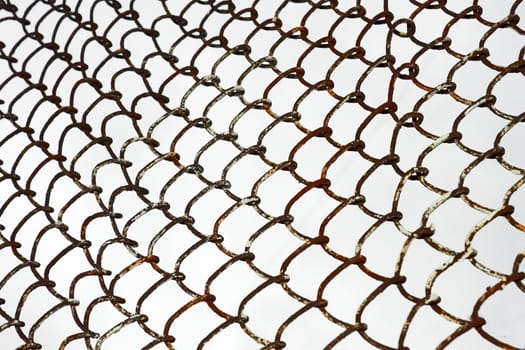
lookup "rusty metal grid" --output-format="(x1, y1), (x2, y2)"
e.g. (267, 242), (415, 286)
(0, 0), (524, 349)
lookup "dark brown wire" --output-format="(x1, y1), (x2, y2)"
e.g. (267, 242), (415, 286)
(0, 0), (524, 349)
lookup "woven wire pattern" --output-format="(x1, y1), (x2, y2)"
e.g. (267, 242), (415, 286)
(0, 0), (524, 349)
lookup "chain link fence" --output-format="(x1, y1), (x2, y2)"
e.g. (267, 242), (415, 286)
(0, 0), (524, 349)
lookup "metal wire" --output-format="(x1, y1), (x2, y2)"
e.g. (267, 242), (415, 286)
(0, 0), (524, 349)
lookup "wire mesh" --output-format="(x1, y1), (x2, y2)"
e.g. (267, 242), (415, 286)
(0, 0), (524, 349)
